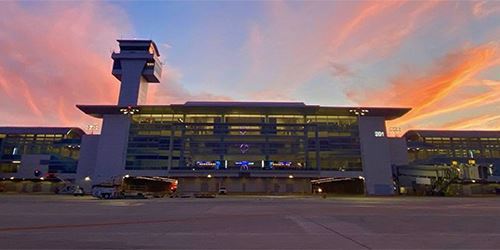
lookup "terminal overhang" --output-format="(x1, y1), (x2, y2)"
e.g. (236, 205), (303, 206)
(404, 129), (500, 138)
(77, 102), (410, 120)
(0, 127), (85, 136)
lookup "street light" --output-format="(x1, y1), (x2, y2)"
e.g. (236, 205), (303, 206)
(120, 106), (140, 115)
(349, 108), (369, 116)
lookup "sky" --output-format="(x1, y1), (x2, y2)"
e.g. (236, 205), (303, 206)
(0, 0), (499, 135)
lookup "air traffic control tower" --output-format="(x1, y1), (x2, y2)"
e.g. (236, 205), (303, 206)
(112, 40), (162, 105)
(87, 40), (163, 184)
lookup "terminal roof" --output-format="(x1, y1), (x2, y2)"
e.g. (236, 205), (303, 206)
(77, 102), (410, 120)
(116, 39), (160, 56)
(0, 127), (85, 135)
(404, 130), (500, 138)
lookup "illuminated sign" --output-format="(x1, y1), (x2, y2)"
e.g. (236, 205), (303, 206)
(271, 161), (292, 167)
(236, 161), (254, 166)
(196, 161), (216, 167)
(236, 161), (254, 170)
(195, 161), (222, 169)
(374, 131), (385, 137)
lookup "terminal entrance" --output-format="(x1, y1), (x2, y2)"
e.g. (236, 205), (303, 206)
(176, 177), (311, 194)
(311, 177), (365, 195)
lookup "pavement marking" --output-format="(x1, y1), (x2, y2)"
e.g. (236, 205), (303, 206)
(0, 213), (271, 233)
(278, 204), (372, 249)
(286, 215), (332, 234)
(5, 231), (499, 237)
(302, 217), (372, 250)
(0, 219), (183, 232)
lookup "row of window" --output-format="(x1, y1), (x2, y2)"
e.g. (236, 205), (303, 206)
(409, 148), (500, 162)
(131, 114), (358, 125)
(125, 120), (362, 171)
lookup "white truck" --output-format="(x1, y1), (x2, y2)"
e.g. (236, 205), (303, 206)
(91, 184), (122, 199)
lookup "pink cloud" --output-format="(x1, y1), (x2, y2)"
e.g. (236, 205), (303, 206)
(473, 1), (500, 18)
(0, 2), (129, 131)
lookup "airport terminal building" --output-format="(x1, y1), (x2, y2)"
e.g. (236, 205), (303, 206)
(77, 101), (409, 195)
(0, 127), (84, 179)
(69, 39), (409, 195)
(1, 39), (499, 195)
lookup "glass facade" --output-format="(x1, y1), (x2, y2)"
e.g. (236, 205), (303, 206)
(125, 113), (362, 172)
(0, 130), (82, 174)
(406, 133), (500, 165)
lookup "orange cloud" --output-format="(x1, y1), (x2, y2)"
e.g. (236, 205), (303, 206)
(393, 80), (500, 125)
(390, 44), (498, 125)
(245, 1), (441, 100)
(346, 43), (499, 132)
(329, 1), (402, 54)
(339, 1), (440, 62)
(441, 114), (500, 130)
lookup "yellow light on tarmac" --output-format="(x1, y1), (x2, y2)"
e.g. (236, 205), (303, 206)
(10, 177), (14, 180)
(40, 177), (44, 180)
(471, 180), (476, 183)
(317, 188), (323, 193)
(207, 174), (212, 178)
(288, 175), (294, 179)
(124, 174), (130, 178)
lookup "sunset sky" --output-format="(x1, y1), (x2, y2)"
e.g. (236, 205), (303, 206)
(0, 1), (499, 135)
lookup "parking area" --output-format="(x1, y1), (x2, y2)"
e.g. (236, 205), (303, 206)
(0, 194), (499, 249)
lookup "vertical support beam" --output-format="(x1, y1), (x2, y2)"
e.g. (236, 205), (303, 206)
(167, 124), (175, 174)
(358, 116), (394, 195)
(92, 115), (131, 184)
(264, 115), (269, 163)
(180, 123), (186, 168)
(304, 124), (309, 169)
(315, 125), (320, 171)
(117, 60), (148, 106)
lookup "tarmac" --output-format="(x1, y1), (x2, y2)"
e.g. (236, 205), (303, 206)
(0, 194), (499, 249)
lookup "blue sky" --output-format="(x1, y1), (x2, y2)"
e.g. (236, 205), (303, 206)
(0, 1), (499, 132)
